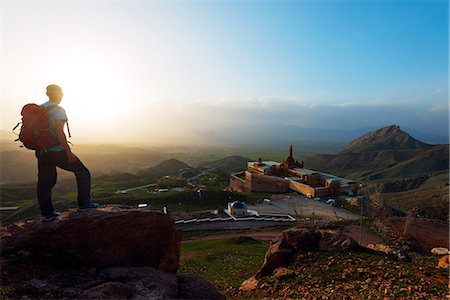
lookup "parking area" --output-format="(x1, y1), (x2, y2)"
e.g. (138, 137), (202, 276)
(247, 195), (359, 221)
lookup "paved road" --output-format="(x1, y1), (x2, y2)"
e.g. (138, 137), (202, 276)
(176, 219), (298, 231)
(247, 195), (359, 221)
(116, 183), (156, 193)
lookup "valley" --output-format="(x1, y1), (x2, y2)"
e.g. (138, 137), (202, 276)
(1, 125), (448, 299)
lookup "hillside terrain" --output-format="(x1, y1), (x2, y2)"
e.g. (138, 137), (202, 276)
(305, 125), (448, 180)
(340, 125), (431, 153)
(178, 224), (449, 299)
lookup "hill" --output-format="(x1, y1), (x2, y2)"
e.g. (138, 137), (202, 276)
(0, 144), (164, 183)
(202, 155), (249, 173)
(341, 125), (431, 153)
(137, 158), (200, 179)
(305, 125), (449, 180)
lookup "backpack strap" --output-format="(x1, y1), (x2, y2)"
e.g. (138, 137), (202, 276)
(66, 121), (72, 138)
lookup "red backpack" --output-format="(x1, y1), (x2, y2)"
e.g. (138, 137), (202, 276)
(13, 103), (69, 150)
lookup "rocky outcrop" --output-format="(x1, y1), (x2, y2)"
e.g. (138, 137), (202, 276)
(0, 205), (225, 299)
(1, 205), (180, 272)
(257, 228), (359, 276)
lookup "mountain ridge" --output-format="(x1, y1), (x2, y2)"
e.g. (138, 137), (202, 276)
(305, 125), (449, 180)
(340, 125), (431, 153)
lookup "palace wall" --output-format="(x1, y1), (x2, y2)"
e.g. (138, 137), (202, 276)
(245, 171), (289, 193)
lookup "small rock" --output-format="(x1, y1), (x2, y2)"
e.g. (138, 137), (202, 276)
(393, 249), (410, 262)
(438, 255), (449, 269)
(431, 247), (449, 256)
(367, 243), (394, 254)
(239, 276), (259, 292)
(79, 282), (133, 300)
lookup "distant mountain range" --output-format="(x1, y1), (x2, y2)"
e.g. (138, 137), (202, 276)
(305, 125), (449, 180)
(212, 124), (449, 145)
(1, 125), (447, 184)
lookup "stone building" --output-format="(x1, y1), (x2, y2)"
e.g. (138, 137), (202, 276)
(227, 201), (249, 217)
(230, 145), (357, 197)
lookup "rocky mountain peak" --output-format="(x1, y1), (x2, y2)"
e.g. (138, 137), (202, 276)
(340, 125), (431, 153)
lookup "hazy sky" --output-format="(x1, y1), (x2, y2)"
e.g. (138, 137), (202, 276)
(1, 0), (448, 144)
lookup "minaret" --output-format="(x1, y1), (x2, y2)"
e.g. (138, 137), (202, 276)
(285, 145), (295, 169)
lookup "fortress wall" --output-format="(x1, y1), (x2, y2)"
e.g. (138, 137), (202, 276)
(289, 181), (316, 196)
(247, 171), (289, 193)
(230, 174), (248, 192)
(314, 187), (330, 197)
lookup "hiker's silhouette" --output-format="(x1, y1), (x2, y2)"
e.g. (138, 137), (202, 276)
(34, 85), (99, 221)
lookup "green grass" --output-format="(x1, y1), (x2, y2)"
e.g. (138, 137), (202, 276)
(178, 237), (270, 289)
(181, 229), (243, 240)
(1, 186), (273, 224)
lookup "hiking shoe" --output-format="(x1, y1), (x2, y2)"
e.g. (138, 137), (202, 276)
(42, 211), (60, 222)
(78, 202), (100, 211)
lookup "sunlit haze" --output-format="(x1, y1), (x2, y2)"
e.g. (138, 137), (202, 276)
(1, 1), (448, 145)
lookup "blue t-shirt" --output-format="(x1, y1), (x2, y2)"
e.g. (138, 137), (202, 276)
(41, 101), (68, 152)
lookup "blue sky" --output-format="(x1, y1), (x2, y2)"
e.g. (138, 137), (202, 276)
(2, 0), (448, 144)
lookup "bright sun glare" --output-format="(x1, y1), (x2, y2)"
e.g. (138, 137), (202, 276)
(43, 55), (129, 125)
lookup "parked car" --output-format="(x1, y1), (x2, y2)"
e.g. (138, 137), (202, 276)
(313, 197), (320, 201)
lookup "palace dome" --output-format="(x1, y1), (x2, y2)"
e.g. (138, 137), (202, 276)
(230, 201), (247, 209)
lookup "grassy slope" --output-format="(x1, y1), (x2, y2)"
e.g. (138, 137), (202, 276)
(381, 172), (449, 217)
(178, 237), (270, 289)
(1, 182), (272, 223)
(179, 236), (448, 299)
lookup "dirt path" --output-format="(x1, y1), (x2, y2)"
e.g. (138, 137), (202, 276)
(182, 225), (386, 246)
(182, 228), (286, 243)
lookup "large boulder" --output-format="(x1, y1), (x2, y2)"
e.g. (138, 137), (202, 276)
(319, 231), (359, 251)
(0, 205), (180, 273)
(1, 205), (225, 299)
(177, 275), (226, 299)
(257, 228), (359, 277)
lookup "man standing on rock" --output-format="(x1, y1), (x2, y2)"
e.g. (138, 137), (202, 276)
(36, 84), (99, 221)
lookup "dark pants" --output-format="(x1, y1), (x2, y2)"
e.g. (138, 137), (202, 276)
(36, 151), (91, 216)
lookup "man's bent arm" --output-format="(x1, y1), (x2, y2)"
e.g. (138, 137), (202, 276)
(54, 120), (76, 163)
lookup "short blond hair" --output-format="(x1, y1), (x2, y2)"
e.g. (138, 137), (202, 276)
(46, 84), (62, 94)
